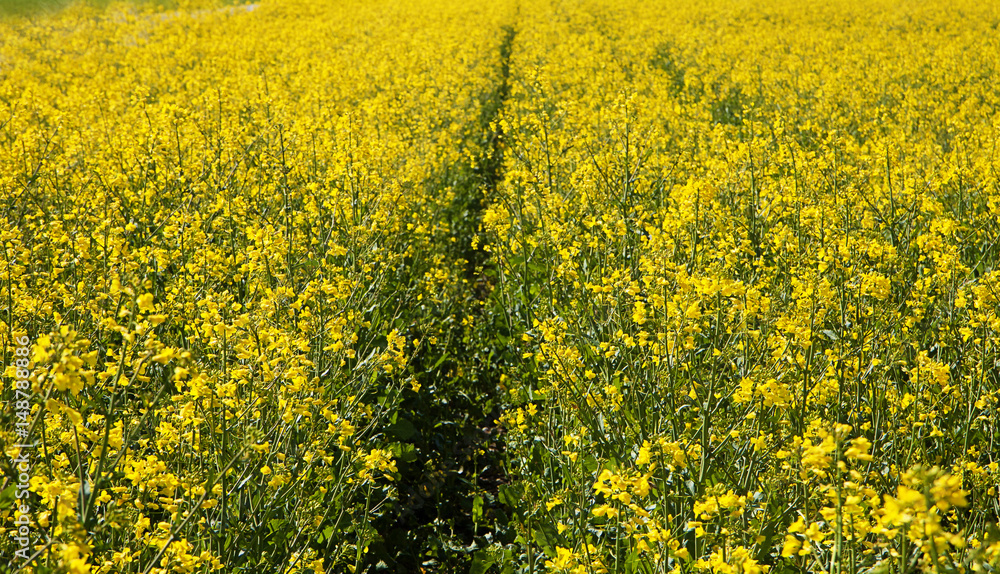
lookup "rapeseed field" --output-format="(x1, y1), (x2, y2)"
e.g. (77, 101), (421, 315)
(2, 0), (999, 572)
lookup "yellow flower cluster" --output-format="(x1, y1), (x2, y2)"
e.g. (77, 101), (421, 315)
(2, 0), (1000, 571)
(1, 0), (515, 571)
(488, 0), (1000, 571)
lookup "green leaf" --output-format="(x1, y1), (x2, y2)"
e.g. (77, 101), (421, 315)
(531, 520), (559, 556)
(499, 484), (524, 508)
(390, 441), (418, 463)
(390, 418), (417, 440)
(0, 484), (14, 507)
(431, 352), (450, 371)
(472, 494), (484, 523)
(470, 549), (495, 574)
(317, 525), (335, 544)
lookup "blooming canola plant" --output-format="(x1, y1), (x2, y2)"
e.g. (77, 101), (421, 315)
(2, 0), (1000, 572)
